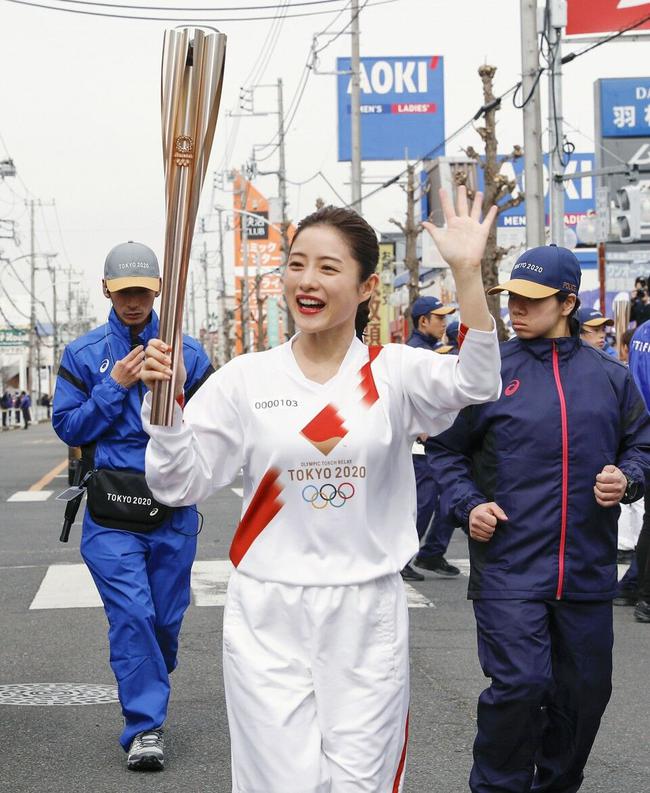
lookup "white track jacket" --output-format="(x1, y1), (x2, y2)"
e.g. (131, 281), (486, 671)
(142, 326), (500, 585)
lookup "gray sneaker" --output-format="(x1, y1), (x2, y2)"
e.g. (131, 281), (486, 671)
(127, 729), (164, 771)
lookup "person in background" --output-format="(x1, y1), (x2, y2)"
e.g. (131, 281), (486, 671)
(402, 296), (459, 581)
(626, 322), (650, 623)
(1, 389), (12, 429)
(429, 244), (650, 792)
(52, 241), (213, 770)
(13, 392), (20, 425)
(444, 320), (460, 354)
(630, 281), (650, 328)
(19, 391), (31, 429)
(578, 306), (615, 354)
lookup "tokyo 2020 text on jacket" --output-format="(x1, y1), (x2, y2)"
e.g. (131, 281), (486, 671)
(427, 333), (650, 601)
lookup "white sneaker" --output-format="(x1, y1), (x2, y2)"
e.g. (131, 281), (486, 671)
(127, 728), (164, 771)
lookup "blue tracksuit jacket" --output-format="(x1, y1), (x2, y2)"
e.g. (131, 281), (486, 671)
(428, 334), (650, 601)
(629, 321), (650, 411)
(53, 308), (212, 475)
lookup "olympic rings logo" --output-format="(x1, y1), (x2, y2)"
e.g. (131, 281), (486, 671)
(302, 482), (356, 509)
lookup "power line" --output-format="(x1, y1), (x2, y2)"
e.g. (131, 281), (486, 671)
(3, 0), (386, 21)
(54, 0), (351, 8)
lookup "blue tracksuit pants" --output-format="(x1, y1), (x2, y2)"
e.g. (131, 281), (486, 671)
(471, 599), (613, 793)
(80, 511), (197, 750)
(413, 454), (456, 558)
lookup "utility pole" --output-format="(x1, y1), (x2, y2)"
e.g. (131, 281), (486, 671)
(240, 172), (251, 353)
(277, 77), (295, 339)
(520, 0), (545, 248)
(216, 207), (231, 363)
(27, 199), (36, 397)
(547, 0), (567, 245)
(350, 0), (363, 212)
(47, 255), (59, 373)
(190, 270), (197, 339)
(389, 164), (419, 329)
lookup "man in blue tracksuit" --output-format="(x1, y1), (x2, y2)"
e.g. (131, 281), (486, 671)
(428, 245), (650, 793)
(627, 324), (650, 623)
(52, 242), (213, 771)
(402, 296), (459, 581)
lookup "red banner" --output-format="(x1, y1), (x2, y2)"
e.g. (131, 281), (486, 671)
(567, 0), (650, 36)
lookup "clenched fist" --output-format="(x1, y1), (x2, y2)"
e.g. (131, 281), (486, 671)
(110, 345), (145, 389)
(594, 464), (627, 508)
(468, 502), (508, 543)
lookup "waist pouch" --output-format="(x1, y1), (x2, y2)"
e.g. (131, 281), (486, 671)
(86, 468), (172, 533)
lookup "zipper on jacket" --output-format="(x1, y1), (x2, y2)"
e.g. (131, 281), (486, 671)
(552, 342), (569, 600)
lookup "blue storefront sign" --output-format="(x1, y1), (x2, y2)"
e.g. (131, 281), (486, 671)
(483, 152), (596, 229)
(337, 56), (445, 161)
(596, 77), (650, 138)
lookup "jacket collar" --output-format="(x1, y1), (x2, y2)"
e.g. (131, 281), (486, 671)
(108, 307), (159, 345)
(516, 334), (581, 362)
(408, 329), (441, 351)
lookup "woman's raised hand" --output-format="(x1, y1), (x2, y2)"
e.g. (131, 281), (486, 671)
(141, 339), (186, 398)
(422, 186), (497, 276)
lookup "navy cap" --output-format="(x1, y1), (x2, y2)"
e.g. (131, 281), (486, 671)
(445, 320), (459, 342)
(411, 296), (456, 320)
(577, 306), (614, 327)
(488, 244), (581, 299)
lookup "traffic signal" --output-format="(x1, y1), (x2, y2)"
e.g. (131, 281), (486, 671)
(614, 184), (650, 243)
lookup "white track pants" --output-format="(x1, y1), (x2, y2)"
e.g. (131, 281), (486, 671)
(223, 570), (410, 793)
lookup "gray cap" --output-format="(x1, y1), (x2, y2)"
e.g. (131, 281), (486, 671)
(103, 241), (160, 292)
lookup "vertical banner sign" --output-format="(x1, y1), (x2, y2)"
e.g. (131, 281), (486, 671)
(567, 1), (650, 36)
(366, 242), (395, 345)
(233, 174), (295, 353)
(337, 56), (445, 161)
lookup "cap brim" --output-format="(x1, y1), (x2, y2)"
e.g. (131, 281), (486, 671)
(487, 279), (559, 299)
(105, 276), (161, 292)
(431, 306), (456, 315)
(434, 345), (454, 354)
(583, 317), (614, 327)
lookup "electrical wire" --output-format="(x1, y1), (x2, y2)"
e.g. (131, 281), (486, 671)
(3, 0), (384, 21)
(562, 11), (650, 63)
(53, 0), (351, 9)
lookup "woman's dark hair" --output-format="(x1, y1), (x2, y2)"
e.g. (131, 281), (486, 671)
(289, 205), (379, 340)
(555, 291), (580, 334)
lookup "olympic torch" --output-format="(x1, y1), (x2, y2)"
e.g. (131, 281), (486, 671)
(151, 27), (227, 425)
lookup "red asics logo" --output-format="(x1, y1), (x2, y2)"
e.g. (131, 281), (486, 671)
(505, 379), (520, 397)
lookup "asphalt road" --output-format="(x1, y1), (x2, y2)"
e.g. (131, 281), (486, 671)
(1, 422), (648, 792)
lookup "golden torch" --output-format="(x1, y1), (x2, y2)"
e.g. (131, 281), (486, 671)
(151, 27), (227, 425)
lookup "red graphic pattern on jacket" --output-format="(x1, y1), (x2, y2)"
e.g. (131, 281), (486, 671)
(358, 345), (383, 406)
(230, 468), (284, 567)
(300, 404), (348, 456)
(300, 346), (384, 455)
(457, 323), (469, 350)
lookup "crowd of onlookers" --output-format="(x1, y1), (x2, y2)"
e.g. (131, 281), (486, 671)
(0, 390), (50, 430)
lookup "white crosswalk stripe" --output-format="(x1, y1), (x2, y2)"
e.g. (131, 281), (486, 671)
(7, 491), (53, 502)
(27, 559), (630, 611)
(29, 561), (438, 610)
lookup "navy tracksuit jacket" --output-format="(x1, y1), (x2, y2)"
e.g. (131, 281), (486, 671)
(53, 308), (213, 749)
(428, 334), (650, 793)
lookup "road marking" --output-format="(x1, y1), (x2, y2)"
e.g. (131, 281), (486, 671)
(29, 459), (67, 491)
(29, 561), (435, 610)
(231, 487), (243, 497)
(8, 491), (54, 502)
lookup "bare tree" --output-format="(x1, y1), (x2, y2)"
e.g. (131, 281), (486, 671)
(389, 163), (419, 332)
(461, 65), (524, 339)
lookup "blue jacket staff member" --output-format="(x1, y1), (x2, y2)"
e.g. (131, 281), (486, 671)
(52, 242), (213, 771)
(428, 245), (650, 793)
(403, 296), (461, 581)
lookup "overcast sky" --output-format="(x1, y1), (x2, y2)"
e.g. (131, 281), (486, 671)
(1, 0), (649, 324)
